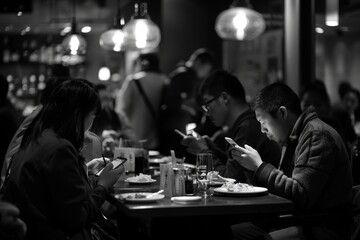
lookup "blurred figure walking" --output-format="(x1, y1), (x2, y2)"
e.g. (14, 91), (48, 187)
(115, 52), (168, 150)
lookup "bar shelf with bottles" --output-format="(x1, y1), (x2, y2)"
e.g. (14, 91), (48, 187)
(0, 34), (64, 100)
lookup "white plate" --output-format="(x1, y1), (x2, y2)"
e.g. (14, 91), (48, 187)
(124, 179), (157, 185)
(116, 192), (164, 203)
(213, 186), (268, 197)
(170, 196), (202, 202)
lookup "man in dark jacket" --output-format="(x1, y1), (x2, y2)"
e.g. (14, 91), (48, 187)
(181, 70), (281, 182)
(232, 82), (353, 239)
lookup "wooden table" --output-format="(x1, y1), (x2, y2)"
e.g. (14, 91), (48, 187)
(109, 175), (294, 240)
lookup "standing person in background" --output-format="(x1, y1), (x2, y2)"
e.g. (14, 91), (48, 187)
(231, 82), (352, 240)
(2, 79), (123, 240)
(0, 74), (21, 175)
(342, 87), (360, 127)
(332, 81), (358, 145)
(158, 48), (217, 158)
(90, 83), (137, 158)
(180, 70), (280, 181)
(115, 52), (168, 150)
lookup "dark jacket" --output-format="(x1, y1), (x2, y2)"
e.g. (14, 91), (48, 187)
(254, 107), (353, 239)
(210, 109), (281, 182)
(3, 129), (108, 240)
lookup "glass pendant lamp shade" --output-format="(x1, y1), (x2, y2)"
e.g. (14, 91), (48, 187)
(123, 2), (161, 51)
(62, 21), (87, 65)
(99, 6), (125, 52)
(215, 1), (266, 41)
(62, 0), (87, 65)
(62, 33), (87, 56)
(100, 29), (124, 52)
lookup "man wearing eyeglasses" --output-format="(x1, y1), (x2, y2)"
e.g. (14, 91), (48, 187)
(181, 70), (280, 183)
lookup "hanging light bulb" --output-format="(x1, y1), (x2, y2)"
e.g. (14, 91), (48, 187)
(99, 0), (125, 52)
(122, 2), (161, 51)
(215, 0), (266, 41)
(62, 0), (87, 65)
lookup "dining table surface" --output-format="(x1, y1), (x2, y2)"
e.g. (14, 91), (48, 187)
(108, 173), (294, 240)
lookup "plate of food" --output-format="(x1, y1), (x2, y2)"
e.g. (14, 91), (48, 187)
(125, 173), (156, 185)
(213, 182), (268, 197)
(115, 192), (164, 203)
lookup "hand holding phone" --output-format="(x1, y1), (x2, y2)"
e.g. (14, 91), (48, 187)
(111, 157), (127, 169)
(96, 157), (127, 176)
(225, 137), (238, 147)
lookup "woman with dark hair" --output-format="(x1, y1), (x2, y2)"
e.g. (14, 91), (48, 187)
(2, 79), (123, 240)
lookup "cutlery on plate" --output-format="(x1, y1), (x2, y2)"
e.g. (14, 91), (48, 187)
(146, 189), (164, 199)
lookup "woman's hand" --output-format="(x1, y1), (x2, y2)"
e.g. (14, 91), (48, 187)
(86, 157), (110, 175)
(231, 144), (263, 171)
(0, 201), (27, 239)
(97, 163), (125, 189)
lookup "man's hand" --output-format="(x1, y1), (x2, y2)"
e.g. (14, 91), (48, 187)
(181, 135), (209, 155)
(231, 144), (263, 171)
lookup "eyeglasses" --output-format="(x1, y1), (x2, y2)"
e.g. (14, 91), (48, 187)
(201, 95), (220, 112)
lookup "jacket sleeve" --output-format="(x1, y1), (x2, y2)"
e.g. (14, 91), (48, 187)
(254, 130), (337, 210)
(45, 142), (108, 233)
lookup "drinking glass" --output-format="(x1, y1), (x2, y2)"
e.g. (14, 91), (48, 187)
(196, 153), (213, 199)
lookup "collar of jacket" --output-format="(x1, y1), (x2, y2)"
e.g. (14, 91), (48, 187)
(288, 106), (318, 143)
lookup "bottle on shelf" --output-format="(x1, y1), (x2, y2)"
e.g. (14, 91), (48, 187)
(2, 36), (11, 63)
(21, 40), (30, 62)
(29, 39), (39, 63)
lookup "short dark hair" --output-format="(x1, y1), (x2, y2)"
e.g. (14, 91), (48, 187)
(252, 82), (302, 117)
(137, 52), (160, 72)
(188, 48), (215, 67)
(338, 81), (352, 100)
(199, 70), (246, 103)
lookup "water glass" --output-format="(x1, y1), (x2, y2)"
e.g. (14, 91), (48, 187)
(196, 153), (213, 198)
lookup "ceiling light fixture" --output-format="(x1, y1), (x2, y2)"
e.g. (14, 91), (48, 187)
(61, 0), (87, 65)
(99, 0), (125, 52)
(215, 0), (266, 41)
(122, 2), (161, 51)
(325, 0), (339, 27)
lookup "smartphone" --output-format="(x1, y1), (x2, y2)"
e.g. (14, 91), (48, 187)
(112, 157), (128, 169)
(225, 137), (238, 148)
(174, 129), (187, 138)
(96, 157), (127, 176)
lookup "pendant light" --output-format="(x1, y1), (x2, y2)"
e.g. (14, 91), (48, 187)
(62, 0), (87, 65)
(99, 0), (125, 52)
(122, 2), (161, 51)
(325, 0), (339, 27)
(215, 0), (266, 41)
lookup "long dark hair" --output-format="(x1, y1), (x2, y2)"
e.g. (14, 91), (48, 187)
(21, 79), (101, 151)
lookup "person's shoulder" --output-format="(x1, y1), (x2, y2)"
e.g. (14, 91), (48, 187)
(168, 65), (189, 78)
(41, 129), (76, 151)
